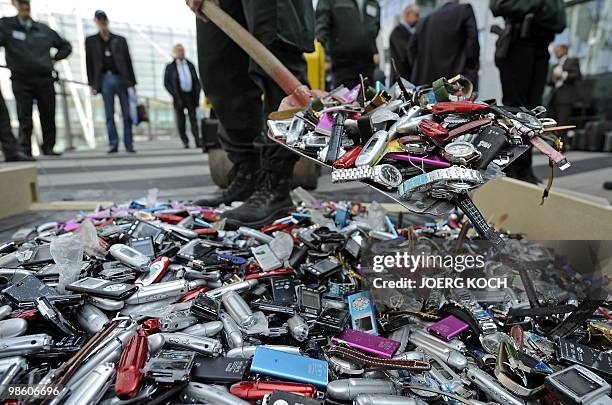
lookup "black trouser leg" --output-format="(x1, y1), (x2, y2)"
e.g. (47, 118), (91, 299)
(0, 90), (20, 158)
(498, 40), (550, 179)
(186, 104), (201, 147)
(332, 59), (376, 89)
(34, 76), (57, 153)
(11, 79), (35, 156)
(196, 3), (263, 169)
(174, 106), (189, 146)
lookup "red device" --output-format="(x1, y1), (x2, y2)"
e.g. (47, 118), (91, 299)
(431, 101), (490, 115)
(229, 381), (317, 400)
(418, 119), (450, 143)
(245, 268), (294, 280)
(193, 228), (219, 237)
(261, 222), (292, 234)
(178, 286), (210, 303)
(157, 214), (184, 224)
(135, 257), (170, 287)
(115, 329), (149, 399)
(333, 146), (363, 169)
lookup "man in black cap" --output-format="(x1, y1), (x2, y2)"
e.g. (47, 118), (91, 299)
(85, 10), (137, 153)
(0, 0), (71, 157)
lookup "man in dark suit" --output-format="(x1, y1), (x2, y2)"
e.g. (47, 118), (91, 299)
(548, 44), (581, 127)
(164, 44), (202, 149)
(389, 5), (419, 82)
(409, 0), (479, 86)
(85, 10), (137, 154)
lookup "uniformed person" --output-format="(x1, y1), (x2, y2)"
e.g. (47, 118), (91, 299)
(188, 0), (314, 229)
(0, 89), (35, 162)
(315, 0), (381, 89)
(0, 0), (72, 157)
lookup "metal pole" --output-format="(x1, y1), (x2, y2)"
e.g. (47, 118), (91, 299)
(60, 79), (74, 151)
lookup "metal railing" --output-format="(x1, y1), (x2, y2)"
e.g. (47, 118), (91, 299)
(0, 65), (177, 151)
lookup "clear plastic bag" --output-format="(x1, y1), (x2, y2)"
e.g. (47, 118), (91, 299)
(76, 220), (106, 258)
(51, 233), (84, 293)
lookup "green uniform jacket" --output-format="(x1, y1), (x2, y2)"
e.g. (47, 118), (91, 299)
(0, 16), (71, 78)
(316, 0), (380, 62)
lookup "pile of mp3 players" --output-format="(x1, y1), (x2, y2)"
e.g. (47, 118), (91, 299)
(268, 75), (571, 247)
(0, 195), (610, 405)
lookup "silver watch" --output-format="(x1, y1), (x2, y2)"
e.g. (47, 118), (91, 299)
(442, 141), (481, 165)
(397, 167), (483, 198)
(332, 164), (403, 189)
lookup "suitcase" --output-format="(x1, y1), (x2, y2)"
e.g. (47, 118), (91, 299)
(603, 130), (612, 153)
(581, 121), (612, 152)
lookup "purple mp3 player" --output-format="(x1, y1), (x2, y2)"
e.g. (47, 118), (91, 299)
(427, 315), (470, 341)
(332, 328), (401, 359)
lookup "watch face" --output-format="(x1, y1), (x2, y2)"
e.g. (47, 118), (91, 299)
(379, 165), (403, 187)
(445, 142), (476, 158)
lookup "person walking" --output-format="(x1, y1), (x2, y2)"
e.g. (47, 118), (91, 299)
(316, 0), (381, 89)
(188, 0), (315, 229)
(548, 44), (581, 127)
(0, 0), (71, 157)
(491, 0), (566, 184)
(409, 0), (479, 86)
(164, 44), (202, 149)
(389, 5), (420, 82)
(85, 10), (137, 154)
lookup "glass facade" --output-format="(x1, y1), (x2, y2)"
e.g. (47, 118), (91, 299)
(0, 0), (197, 151)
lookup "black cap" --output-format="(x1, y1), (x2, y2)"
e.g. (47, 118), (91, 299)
(16, 0), (31, 4)
(94, 10), (108, 21)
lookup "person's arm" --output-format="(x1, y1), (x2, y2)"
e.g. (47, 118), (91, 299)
(191, 62), (202, 102)
(163, 64), (174, 97)
(315, 0), (332, 52)
(463, 4), (480, 81)
(564, 58), (581, 83)
(123, 38), (137, 87)
(490, 0), (542, 19)
(51, 28), (72, 61)
(85, 38), (95, 89)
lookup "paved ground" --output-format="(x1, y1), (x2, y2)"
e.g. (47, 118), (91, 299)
(0, 138), (610, 238)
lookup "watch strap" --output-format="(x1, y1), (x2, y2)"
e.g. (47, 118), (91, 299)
(326, 345), (431, 371)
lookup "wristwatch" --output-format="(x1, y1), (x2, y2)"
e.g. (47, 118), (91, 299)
(442, 141), (481, 165)
(397, 167), (483, 197)
(398, 135), (436, 155)
(332, 164), (403, 189)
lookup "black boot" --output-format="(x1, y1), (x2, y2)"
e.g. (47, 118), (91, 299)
(222, 171), (295, 229)
(194, 163), (256, 207)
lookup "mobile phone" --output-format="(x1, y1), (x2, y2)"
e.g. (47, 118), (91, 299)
(109, 244), (151, 270)
(128, 220), (164, 243)
(66, 277), (137, 299)
(355, 130), (389, 167)
(177, 240), (215, 262)
(129, 237), (156, 259)
(348, 291), (378, 335)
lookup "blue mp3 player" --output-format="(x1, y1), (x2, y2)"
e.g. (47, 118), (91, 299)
(348, 291), (378, 334)
(250, 346), (329, 388)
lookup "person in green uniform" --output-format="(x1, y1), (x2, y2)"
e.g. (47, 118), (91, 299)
(0, 0), (72, 157)
(187, 0), (315, 229)
(315, 0), (381, 89)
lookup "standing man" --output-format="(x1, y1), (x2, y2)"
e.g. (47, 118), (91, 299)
(548, 44), (581, 127)
(316, 0), (381, 89)
(0, 0), (71, 157)
(0, 90), (35, 162)
(389, 5), (419, 82)
(188, 0), (314, 229)
(491, 0), (566, 183)
(409, 0), (479, 86)
(85, 10), (137, 154)
(164, 44), (202, 149)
